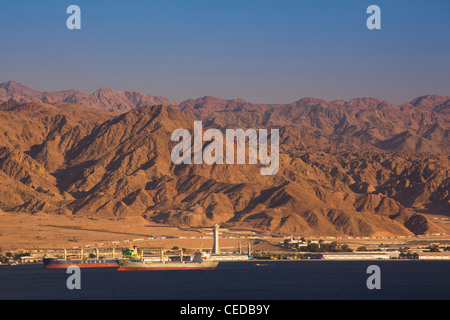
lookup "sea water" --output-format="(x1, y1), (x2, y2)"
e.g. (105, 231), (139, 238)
(0, 261), (449, 300)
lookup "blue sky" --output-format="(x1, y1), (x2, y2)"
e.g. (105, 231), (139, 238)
(0, 0), (449, 104)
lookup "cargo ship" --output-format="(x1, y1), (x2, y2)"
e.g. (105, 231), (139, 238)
(116, 247), (219, 271)
(43, 248), (118, 269)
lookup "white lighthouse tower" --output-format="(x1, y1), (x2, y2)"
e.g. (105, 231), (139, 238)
(212, 224), (220, 254)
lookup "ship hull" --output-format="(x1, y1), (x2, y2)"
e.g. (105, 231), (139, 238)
(116, 259), (218, 271)
(43, 258), (118, 269)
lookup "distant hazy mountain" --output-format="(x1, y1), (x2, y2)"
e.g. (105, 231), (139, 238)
(176, 94), (450, 155)
(0, 81), (179, 113)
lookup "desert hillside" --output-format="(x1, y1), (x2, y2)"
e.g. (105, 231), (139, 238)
(0, 82), (448, 237)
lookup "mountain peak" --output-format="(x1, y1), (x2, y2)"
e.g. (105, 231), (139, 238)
(293, 97), (329, 106)
(1, 80), (21, 87)
(408, 94), (450, 108)
(94, 86), (114, 93)
(0, 82), (177, 113)
(0, 80), (35, 91)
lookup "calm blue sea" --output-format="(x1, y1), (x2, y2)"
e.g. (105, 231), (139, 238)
(0, 261), (449, 300)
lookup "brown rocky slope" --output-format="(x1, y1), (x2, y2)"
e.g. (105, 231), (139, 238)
(0, 98), (448, 237)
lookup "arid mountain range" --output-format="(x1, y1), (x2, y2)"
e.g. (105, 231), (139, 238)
(0, 81), (448, 237)
(0, 81), (178, 113)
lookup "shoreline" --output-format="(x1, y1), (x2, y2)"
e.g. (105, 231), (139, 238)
(2, 258), (450, 268)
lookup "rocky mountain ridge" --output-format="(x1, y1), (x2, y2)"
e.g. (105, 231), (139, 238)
(0, 81), (178, 113)
(0, 82), (448, 236)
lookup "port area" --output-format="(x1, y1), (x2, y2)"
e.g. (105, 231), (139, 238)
(1, 213), (450, 265)
(3, 249), (450, 266)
